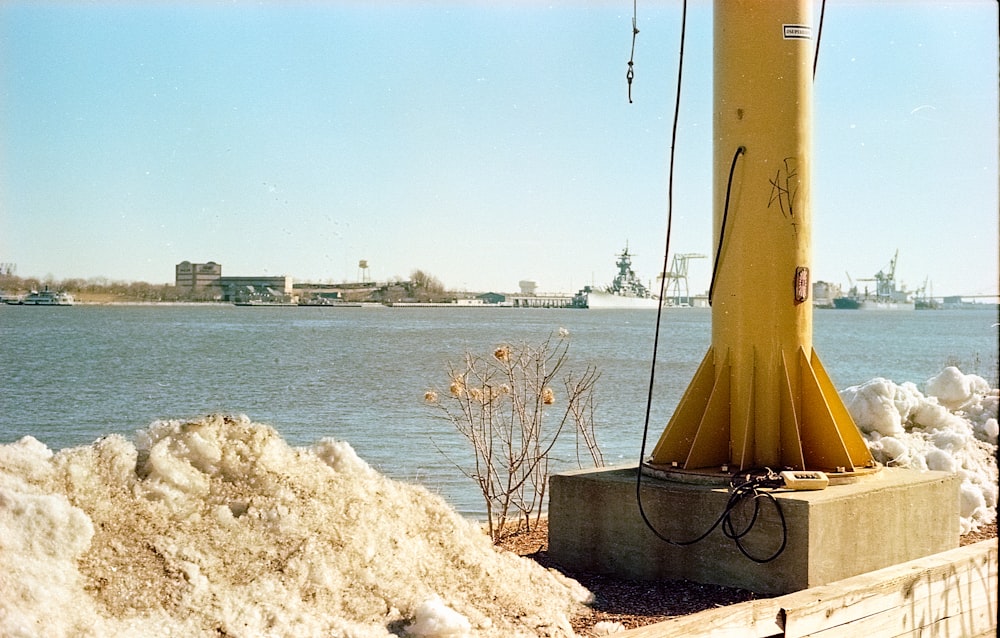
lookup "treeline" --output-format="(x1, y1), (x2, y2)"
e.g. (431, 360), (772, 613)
(0, 268), (451, 303)
(0, 274), (192, 302)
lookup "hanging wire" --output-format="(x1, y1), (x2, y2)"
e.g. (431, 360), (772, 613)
(814, 0), (827, 79)
(626, 0), (639, 103)
(661, 469), (789, 563)
(707, 146), (745, 306)
(634, 0), (687, 544)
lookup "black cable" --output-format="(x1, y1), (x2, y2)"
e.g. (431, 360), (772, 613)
(635, 0), (687, 549)
(707, 145), (745, 307)
(639, 468), (789, 563)
(814, 0), (827, 79)
(722, 473), (788, 563)
(627, 0), (639, 103)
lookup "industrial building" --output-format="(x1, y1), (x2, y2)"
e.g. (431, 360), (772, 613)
(175, 261), (222, 290)
(175, 261), (293, 303)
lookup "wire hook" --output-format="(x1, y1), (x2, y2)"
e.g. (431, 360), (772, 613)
(627, 5), (638, 103)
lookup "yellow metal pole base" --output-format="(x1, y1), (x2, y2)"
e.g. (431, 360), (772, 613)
(647, 346), (879, 475)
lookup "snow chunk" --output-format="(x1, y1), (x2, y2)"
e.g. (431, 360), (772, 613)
(840, 378), (923, 437)
(0, 487), (99, 637)
(593, 620), (626, 634)
(842, 368), (999, 534)
(312, 437), (376, 476)
(405, 598), (473, 637)
(925, 366), (990, 411)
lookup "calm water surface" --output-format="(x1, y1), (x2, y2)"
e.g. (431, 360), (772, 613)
(2, 304), (997, 517)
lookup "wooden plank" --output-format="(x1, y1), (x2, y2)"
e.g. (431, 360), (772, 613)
(615, 539), (997, 638)
(798, 591), (997, 638)
(788, 557), (996, 637)
(919, 599), (997, 638)
(615, 597), (784, 638)
(782, 540), (997, 638)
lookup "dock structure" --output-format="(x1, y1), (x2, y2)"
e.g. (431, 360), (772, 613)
(507, 293), (575, 308)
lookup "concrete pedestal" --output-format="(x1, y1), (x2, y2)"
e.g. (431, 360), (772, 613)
(548, 465), (959, 596)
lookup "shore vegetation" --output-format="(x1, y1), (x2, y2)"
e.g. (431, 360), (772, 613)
(0, 268), (453, 304)
(426, 330), (604, 542)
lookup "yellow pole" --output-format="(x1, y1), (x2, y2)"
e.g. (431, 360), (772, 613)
(648, 0), (876, 474)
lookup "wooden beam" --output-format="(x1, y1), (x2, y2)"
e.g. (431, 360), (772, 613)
(781, 539), (997, 638)
(612, 597), (784, 638)
(614, 539), (997, 638)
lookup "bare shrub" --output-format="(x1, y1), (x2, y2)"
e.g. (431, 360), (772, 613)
(425, 330), (603, 542)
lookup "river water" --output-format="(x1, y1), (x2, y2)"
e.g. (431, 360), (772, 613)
(1, 304), (997, 517)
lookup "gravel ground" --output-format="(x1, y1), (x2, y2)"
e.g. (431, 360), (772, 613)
(497, 520), (998, 637)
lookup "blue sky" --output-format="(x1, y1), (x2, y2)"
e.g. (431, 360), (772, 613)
(1, 1), (996, 298)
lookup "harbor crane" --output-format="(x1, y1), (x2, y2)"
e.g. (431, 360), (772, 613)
(659, 253), (705, 306)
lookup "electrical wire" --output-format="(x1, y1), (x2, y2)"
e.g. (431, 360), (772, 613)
(707, 145), (745, 307)
(814, 0), (827, 79)
(634, 0), (689, 550)
(672, 470), (789, 563)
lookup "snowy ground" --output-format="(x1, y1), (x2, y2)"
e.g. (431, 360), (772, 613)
(0, 366), (995, 637)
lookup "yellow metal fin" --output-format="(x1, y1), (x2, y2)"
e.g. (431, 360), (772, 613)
(685, 352), (732, 469)
(731, 357), (755, 470)
(797, 347), (856, 471)
(779, 350), (807, 469)
(810, 349), (876, 468)
(649, 347), (717, 465)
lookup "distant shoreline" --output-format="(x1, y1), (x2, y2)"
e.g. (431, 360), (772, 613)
(7, 298), (999, 310)
(74, 300), (230, 306)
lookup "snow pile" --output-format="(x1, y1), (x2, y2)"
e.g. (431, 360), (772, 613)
(841, 367), (999, 534)
(0, 414), (590, 637)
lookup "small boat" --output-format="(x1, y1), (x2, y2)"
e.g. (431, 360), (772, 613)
(5, 288), (75, 305)
(298, 298), (362, 307)
(574, 245), (660, 309)
(233, 300), (298, 307)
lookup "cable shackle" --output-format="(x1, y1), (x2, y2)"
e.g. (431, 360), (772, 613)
(627, 3), (639, 103)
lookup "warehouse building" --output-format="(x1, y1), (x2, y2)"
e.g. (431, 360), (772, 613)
(175, 261), (293, 302)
